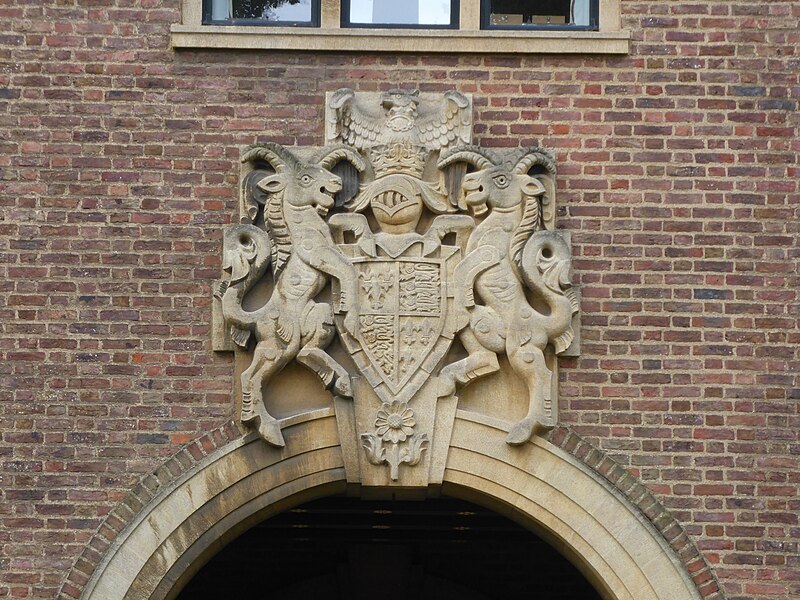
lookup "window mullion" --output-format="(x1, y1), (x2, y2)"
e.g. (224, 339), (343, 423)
(187, 0), (203, 25)
(461, 0), (480, 30)
(321, 0), (341, 28)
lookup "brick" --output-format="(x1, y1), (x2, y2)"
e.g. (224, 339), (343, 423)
(1, 2), (798, 599)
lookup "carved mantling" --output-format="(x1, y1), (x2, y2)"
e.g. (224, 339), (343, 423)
(213, 89), (581, 490)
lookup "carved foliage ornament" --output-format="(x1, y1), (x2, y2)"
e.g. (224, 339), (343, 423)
(214, 89), (580, 486)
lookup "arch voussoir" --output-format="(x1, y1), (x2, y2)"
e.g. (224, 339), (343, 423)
(63, 409), (717, 600)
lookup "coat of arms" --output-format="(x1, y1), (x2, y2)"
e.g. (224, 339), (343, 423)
(214, 89), (580, 487)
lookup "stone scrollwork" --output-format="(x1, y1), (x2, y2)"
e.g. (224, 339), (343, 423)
(214, 89), (581, 487)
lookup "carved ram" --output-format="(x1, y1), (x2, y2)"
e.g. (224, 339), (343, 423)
(437, 146), (579, 445)
(217, 142), (366, 446)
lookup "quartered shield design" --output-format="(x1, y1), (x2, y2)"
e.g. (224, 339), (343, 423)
(334, 243), (462, 406)
(357, 257), (442, 391)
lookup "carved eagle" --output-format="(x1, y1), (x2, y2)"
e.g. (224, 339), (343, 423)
(327, 88), (471, 152)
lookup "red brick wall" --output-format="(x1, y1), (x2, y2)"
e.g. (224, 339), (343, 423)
(0, 1), (798, 598)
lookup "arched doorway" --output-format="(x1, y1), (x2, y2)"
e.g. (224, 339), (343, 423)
(177, 496), (602, 600)
(71, 410), (707, 600)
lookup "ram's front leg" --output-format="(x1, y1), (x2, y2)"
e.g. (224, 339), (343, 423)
(296, 301), (353, 398)
(437, 327), (499, 398)
(451, 245), (500, 332)
(299, 240), (360, 336)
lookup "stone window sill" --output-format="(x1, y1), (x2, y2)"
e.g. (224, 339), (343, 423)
(170, 25), (630, 54)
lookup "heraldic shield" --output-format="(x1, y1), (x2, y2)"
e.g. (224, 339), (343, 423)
(328, 214), (469, 486)
(213, 88), (580, 489)
(334, 247), (462, 406)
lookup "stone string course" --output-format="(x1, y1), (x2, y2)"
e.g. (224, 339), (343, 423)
(0, 0), (798, 598)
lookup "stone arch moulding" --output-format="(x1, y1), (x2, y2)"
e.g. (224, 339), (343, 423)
(62, 411), (723, 600)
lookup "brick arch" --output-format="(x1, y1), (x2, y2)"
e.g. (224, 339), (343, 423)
(60, 409), (723, 600)
(546, 425), (724, 600)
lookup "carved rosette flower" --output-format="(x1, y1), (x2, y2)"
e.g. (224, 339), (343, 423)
(375, 401), (416, 443)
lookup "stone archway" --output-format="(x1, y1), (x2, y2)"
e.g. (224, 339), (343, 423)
(67, 409), (715, 600)
(176, 494), (604, 599)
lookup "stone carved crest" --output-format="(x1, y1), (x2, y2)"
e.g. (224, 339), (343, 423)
(213, 89), (580, 488)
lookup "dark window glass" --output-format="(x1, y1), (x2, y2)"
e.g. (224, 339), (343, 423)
(204, 0), (318, 25)
(342, 0), (459, 28)
(482, 0), (597, 29)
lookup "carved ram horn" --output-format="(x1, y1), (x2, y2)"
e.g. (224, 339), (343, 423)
(239, 143), (299, 223)
(315, 144), (368, 173)
(512, 147), (557, 229)
(317, 145), (374, 211)
(241, 142), (300, 173)
(437, 145), (499, 170)
(241, 170), (272, 222)
(437, 146), (499, 213)
(512, 147), (557, 176)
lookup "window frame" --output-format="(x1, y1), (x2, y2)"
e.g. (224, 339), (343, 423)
(202, 0), (321, 27)
(171, 0), (630, 54)
(340, 0), (460, 30)
(480, 0), (599, 32)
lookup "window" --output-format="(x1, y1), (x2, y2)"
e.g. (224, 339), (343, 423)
(483, 0), (598, 30)
(342, 0), (459, 29)
(172, 0), (629, 54)
(204, 0), (320, 26)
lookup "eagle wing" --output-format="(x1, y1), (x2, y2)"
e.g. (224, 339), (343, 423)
(416, 90), (471, 151)
(327, 88), (385, 151)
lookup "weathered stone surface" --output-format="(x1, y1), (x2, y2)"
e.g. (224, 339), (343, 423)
(79, 413), (703, 600)
(215, 90), (581, 486)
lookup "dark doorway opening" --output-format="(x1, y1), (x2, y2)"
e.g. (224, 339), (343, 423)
(177, 496), (602, 599)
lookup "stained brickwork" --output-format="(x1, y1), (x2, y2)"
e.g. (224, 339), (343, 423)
(0, 0), (798, 598)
